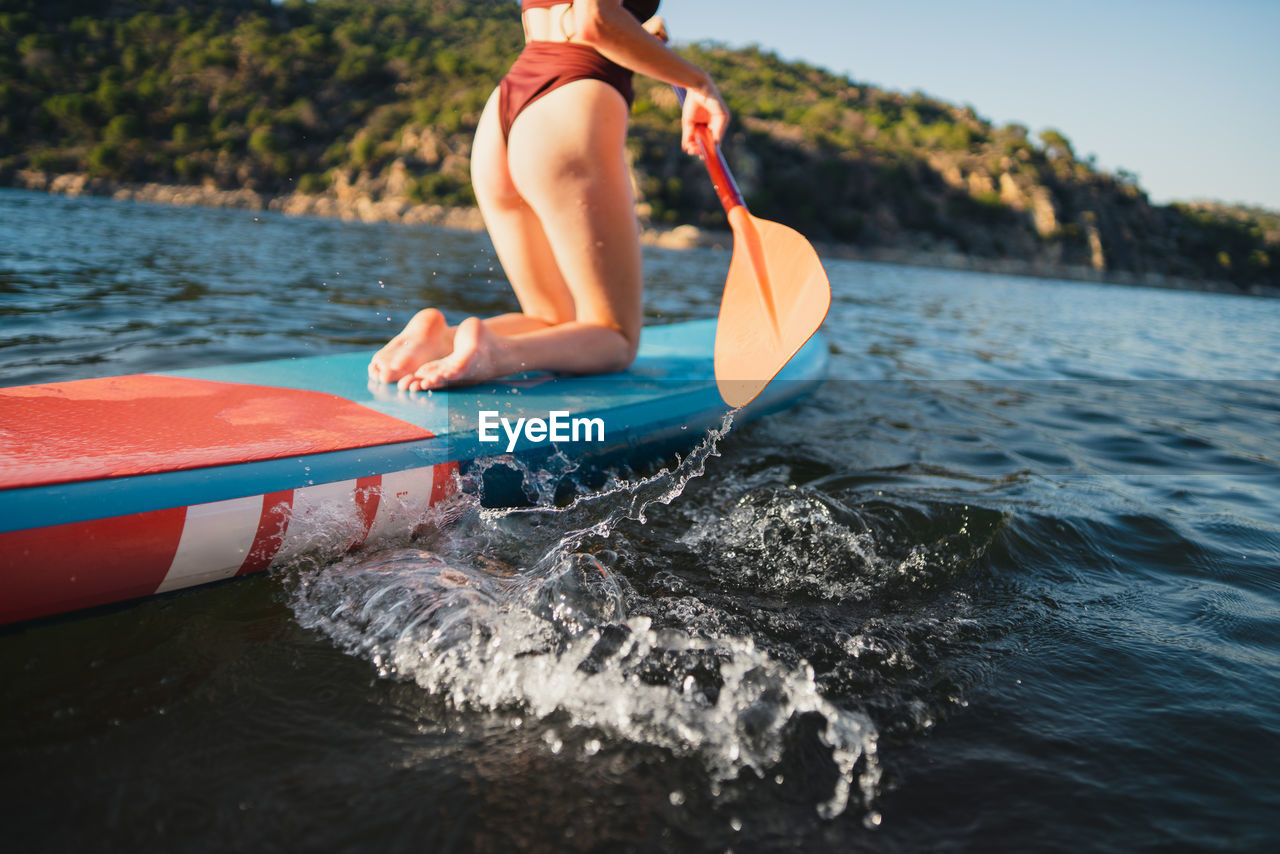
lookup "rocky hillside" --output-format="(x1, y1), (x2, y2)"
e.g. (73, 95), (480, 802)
(3, 0), (1277, 293)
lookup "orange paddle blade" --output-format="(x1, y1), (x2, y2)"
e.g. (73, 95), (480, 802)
(713, 206), (831, 407)
(681, 118), (831, 408)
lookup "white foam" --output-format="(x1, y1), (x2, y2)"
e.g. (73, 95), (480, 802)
(289, 415), (881, 818)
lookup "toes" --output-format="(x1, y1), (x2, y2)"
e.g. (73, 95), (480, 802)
(399, 360), (441, 391)
(404, 359), (455, 392)
(370, 352), (398, 384)
(402, 350), (468, 392)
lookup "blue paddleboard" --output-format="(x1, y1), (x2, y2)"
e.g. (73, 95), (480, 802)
(0, 319), (827, 624)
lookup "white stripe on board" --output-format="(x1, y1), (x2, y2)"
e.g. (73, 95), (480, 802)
(270, 479), (358, 567)
(366, 466), (436, 544)
(155, 495), (263, 593)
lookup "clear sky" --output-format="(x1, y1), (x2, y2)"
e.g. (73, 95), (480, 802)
(658, 0), (1280, 210)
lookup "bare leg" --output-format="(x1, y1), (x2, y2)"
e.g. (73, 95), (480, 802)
(470, 89), (579, 329)
(402, 80), (643, 391)
(505, 80), (642, 361)
(369, 88), (580, 386)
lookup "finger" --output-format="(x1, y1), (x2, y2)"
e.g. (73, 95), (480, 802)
(682, 107), (706, 153)
(705, 98), (729, 145)
(682, 123), (700, 156)
(708, 112), (728, 146)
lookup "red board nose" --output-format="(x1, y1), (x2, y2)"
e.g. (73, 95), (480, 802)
(0, 374), (433, 490)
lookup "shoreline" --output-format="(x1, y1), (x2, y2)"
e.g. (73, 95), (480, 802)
(9, 169), (1270, 298)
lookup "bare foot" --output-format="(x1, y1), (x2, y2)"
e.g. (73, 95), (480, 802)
(401, 317), (502, 391)
(368, 308), (455, 384)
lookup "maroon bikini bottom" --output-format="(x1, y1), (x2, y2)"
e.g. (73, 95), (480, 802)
(498, 42), (635, 142)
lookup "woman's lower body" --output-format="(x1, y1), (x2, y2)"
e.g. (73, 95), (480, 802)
(368, 43), (644, 391)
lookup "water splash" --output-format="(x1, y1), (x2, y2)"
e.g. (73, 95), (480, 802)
(289, 415), (881, 819)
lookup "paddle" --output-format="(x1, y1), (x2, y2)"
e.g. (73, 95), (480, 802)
(674, 88), (832, 408)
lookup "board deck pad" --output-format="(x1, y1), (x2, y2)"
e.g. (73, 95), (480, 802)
(0, 375), (433, 490)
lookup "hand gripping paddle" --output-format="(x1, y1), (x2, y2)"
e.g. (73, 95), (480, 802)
(675, 89), (832, 407)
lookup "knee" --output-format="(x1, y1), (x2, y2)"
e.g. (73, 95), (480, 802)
(609, 346), (638, 374)
(597, 326), (639, 373)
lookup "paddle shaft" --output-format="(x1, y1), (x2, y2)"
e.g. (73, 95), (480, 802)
(672, 86), (785, 344)
(673, 87), (745, 215)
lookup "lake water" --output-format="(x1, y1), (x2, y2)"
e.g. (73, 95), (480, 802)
(2, 188), (1278, 852)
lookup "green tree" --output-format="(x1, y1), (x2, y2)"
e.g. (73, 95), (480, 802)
(1039, 128), (1075, 161)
